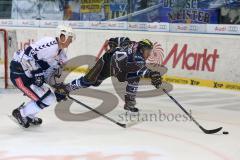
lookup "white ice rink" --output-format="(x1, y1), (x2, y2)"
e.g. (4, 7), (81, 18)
(0, 77), (240, 160)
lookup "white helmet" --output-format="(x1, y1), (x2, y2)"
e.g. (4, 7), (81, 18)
(56, 25), (76, 42)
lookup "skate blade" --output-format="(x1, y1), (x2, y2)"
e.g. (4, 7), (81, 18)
(124, 110), (143, 128)
(7, 115), (40, 129)
(125, 110), (140, 116)
(126, 121), (141, 128)
(8, 115), (27, 129)
(29, 122), (42, 127)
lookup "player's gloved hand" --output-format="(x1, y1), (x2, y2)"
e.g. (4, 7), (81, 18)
(150, 71), (162, 88)
(54, 83), (69, 102)
(31, 68), (45, 87)
(54, 91), (67, 102)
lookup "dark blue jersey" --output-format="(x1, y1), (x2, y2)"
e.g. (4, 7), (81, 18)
(111, 42), (151, 82)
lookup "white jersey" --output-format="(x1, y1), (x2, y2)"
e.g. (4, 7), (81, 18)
(12, 37), (67, 78)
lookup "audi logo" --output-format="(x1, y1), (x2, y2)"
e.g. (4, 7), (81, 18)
(189, 25), (198, 31)
(159, 25), (167, 29)
(228, 26), (238, 33)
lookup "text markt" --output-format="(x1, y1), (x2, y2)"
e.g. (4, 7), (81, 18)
(163, 44), (219, 72)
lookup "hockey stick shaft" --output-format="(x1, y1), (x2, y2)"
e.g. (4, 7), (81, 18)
(162, 89), (202, 127)
(68, 95), (126, 128)
(161, 88), (222, 134)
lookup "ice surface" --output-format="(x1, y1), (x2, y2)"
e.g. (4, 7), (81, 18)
(0, 76), (239, 160)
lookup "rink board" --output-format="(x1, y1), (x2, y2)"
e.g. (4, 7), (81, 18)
(1, 27), (240, 90)
(64, 65), (240, 92)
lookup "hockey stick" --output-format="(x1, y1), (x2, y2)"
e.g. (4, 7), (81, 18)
(161, 88), (222, 134)
(67, 95), (127, 128)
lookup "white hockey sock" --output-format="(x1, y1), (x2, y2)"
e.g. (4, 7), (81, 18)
(20, 101), (42, 118)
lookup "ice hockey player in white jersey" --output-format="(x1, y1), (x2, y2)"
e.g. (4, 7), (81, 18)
(10, 25), (75, 128)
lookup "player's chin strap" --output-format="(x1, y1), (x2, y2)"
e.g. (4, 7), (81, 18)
(156, 84), (223, 134)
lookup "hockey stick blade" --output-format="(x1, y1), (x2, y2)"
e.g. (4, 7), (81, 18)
(161, 88), (223, 135)
(125, 121), (140, 128)
(200, 126), (223, 134)
(116, 122), (126, 128)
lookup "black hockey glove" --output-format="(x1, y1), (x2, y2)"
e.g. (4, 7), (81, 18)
(150, 71), (162, 88)
(54, 91), (67, 102)
(31, 68), (45, 87)
(54, 83), (69, 102)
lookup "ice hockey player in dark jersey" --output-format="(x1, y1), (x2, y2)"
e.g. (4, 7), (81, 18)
(56, 38), (162, 113)
(10, 25), (75, 128)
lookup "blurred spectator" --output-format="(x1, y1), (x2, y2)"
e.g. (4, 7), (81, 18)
(109, 0), (128, 19)
(0, 0), (239, 24)
(11, 0), (64, 20)
(0, 0), (12, 19)
(64, 0), (81, 20)
(134, 0), (158, 12)
(221, 7), (240, 24)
